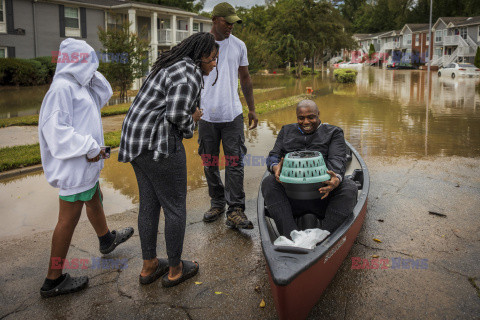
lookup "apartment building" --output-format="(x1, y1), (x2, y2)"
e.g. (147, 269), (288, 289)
(0, 0), (212, 63)
(346, 17), (479, 67)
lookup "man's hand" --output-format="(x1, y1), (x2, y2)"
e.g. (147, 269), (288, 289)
(193, 108), (203, 122)
(318, 170), (340, 200)
(248, 110), (258, 130)
(273, 158), (284, 183)
(87, 149), (105, 162)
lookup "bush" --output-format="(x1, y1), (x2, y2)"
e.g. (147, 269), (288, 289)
(0, 57), (54, 86)
(290, 66), (319, 75)
(333, 68), (358, 83)
(34, 56), (57, 80)
(475, 47), (480, 69)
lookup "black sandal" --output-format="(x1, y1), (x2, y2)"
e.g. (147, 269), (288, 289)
(161, 260), (199, 288)
(40, 273), (88, 298)
(139, 258), (169, 285)
(100, 227), (134, 254)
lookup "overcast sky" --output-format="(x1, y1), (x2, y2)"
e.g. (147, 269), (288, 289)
(203, 0), (266, 11)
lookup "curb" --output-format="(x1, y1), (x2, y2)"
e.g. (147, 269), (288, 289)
(0, 147), (121, 181)
(0, 164), (44, 180)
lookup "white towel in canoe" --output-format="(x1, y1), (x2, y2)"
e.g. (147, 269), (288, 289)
(274, 229), (330, 250)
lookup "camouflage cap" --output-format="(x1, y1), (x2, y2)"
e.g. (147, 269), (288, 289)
(211, 2), (242, 24)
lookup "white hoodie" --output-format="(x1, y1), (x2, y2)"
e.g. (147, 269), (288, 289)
(38, 38), (113, 196)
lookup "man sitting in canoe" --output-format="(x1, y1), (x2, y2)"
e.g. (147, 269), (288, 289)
(262, 99), (358, 237)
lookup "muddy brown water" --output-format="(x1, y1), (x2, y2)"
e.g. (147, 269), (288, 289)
(1, 68), (479, 238)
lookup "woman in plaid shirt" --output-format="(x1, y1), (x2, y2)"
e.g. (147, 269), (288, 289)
(119, 32), (218, 287)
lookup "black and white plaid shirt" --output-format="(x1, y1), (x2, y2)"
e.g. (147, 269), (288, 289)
(118, 57), (202, 162)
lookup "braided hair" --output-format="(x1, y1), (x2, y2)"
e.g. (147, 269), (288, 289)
(150, 32), (219, 86)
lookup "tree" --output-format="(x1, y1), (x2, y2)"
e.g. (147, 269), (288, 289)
(475, 47), (480, 69)
(369, 43), (375, 61)
(266, 0), (355, 77)
(98, 21), (150, 101)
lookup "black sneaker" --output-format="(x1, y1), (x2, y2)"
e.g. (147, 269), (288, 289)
(226, 207), (254, 229)
(203, 207), (225, 222)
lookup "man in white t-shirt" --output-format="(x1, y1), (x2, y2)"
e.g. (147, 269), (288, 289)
(199, 2), (258, 230)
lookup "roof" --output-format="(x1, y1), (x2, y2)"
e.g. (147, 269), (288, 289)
(402, 23), (429, 34)
(453, 16), (480, 27)
(47, 0), (203, 16)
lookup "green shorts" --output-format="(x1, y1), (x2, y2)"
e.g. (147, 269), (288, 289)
(59, 181), (102, 204)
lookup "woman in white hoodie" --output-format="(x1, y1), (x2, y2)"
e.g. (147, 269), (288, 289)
(38, 38), (133, 298)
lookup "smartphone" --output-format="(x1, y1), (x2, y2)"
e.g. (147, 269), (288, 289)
(100, 146), (111, 159)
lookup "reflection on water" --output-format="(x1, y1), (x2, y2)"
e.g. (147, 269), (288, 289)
(0, 86), (134, 119)
(1, 68), (479, 238)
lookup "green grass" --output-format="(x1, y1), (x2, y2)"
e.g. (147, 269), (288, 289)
(0, 103), (131, 128)
(0, 115), (40, 128)
(0, 131), (123, 172)
(101, 103), (130, 117)
(104, 130), (122, 148)
(244, 94), (307, 115)
(0, 143), (41, 172)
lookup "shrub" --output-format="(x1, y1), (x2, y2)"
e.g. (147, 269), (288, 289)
(475, 47), (480, 69)
(34, 56), (57, 81)
(333, 68), (358, 83)
(290, 66), (319, 75)
(0, 57), (52, 86)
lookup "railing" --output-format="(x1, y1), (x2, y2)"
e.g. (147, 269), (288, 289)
(442, 48), (458, 66)
(176, 30), (189, 43)
(466, 35), (478, 48)
(457, 46), (477, 56)
(442, 35), (468, 47)
(382, 42), (401, 50)
(431, 55), (442, 66)
(158, 29), (171, 43)
(382, 42), (394, 50)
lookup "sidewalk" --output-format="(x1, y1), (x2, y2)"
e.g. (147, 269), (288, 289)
(0, 114), (126, 149)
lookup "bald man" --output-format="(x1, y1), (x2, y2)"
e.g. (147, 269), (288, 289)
(262, 99), (358, 237)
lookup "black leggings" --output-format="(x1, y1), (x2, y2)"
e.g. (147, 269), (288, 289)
(131, 143), (187, 267)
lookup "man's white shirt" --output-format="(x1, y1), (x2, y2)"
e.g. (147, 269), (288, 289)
(201, 34), (249, 123)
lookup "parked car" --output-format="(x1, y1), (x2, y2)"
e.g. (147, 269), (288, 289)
(387, 62), (417, 70)
(338, 62), (363, 69)
(438, 63), (480, 78)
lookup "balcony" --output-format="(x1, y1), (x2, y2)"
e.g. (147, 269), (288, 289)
(158, 29), (172, 44)
(442, 35), (468, 47)
(176, 30), (189, 43)
(382, 42), (401, 50)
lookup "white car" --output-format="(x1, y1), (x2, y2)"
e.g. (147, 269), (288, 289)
(438, 63), (480, 78)
(338, 62), (364, 69)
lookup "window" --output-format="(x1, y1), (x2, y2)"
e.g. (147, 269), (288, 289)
(415, 34), (419, 46)
(435, 30), (442, 43)
(0, 47), (6, 58)
(65, 7), (80, 37)
(460, 27), (467, 40)
(405, 34), (411, 45)
(193, 22), (199, 32)
(478, 26), (480, 41)
(426, 34), (430, 45)
(107, 13), (124, 30)
(0, 0), (5, 33)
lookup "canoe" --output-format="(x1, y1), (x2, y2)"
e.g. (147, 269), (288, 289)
(257, 141), (370, 320)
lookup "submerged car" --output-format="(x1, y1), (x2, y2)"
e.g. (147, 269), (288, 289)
(338, 61), (363, 69)
(438, 63), (480, 78)
(386, 62), (417, 69)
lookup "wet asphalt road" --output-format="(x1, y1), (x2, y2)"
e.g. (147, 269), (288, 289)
(0, 156), (479, 319)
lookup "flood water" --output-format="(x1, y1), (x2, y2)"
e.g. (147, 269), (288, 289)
(0, 86), (135, 119)
(1, 68), (479, 238)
